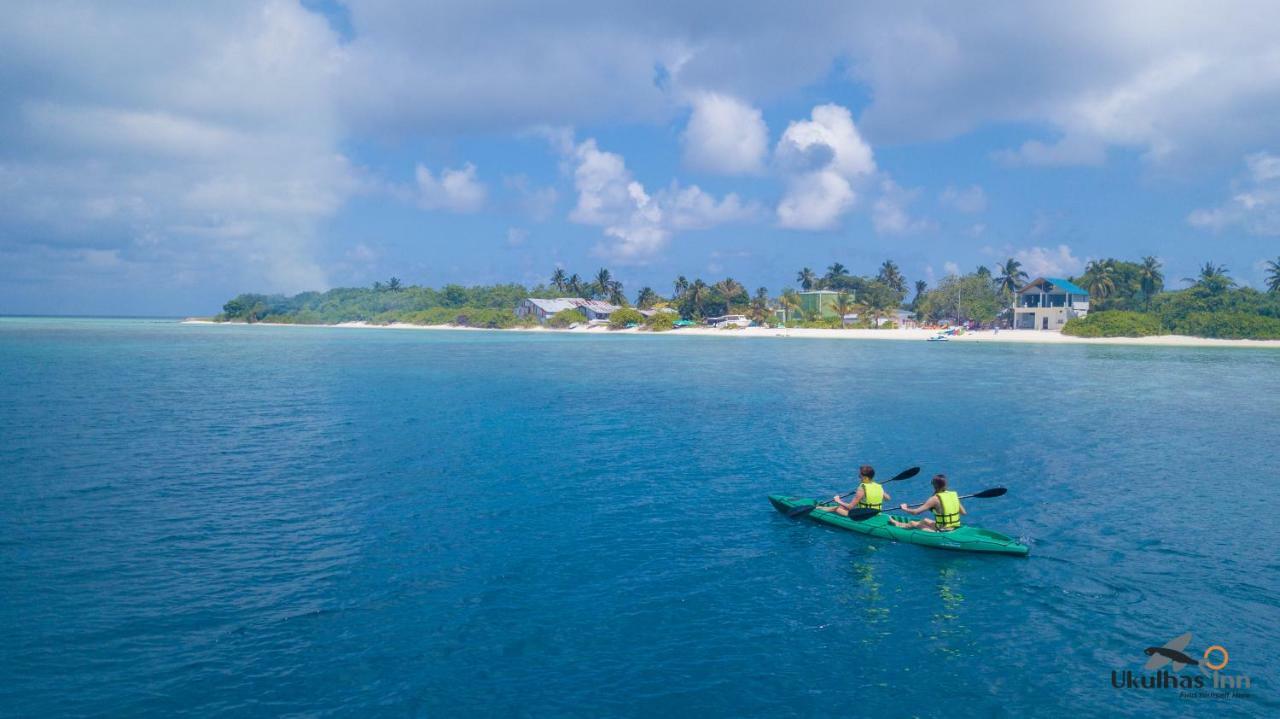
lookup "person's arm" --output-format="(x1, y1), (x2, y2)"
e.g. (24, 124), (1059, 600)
(836, 486), (865, 509)
(958, 500), (967, 516)
(900, 496), (938, 515)
(883, 489), (891, 502)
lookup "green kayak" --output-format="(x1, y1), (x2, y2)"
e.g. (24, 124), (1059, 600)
(769, 494), (1029, 556)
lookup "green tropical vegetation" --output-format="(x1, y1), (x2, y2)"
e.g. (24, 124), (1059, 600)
(548, 308), (587, 328)
(1064, 258), (1280, 339)
(215, 253), (1280, 339)
(608, 308), (645, 329)
(914, 273), (1004, 325)
(218, 282), (543, 327)
(645, 312), (675, 331)
(1059, 311), (1163, 337)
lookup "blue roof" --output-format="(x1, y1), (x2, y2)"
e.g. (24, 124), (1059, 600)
(1021, 277), (1088, 295)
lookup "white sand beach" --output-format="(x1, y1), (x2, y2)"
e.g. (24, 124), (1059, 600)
(181, 319), (1280, 349)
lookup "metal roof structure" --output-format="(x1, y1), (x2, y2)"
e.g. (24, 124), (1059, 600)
(1019, 277), (1088, 295)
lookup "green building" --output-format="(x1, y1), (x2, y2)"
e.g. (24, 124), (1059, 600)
(798, 290), (843, 319)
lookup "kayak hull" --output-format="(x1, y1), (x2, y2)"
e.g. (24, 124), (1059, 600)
(769, 495), (1029, 556)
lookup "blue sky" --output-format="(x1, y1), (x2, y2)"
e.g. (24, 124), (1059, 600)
(3, 1), (1280, 315)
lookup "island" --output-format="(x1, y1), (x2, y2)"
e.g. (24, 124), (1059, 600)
(195, 256), (1280, 348)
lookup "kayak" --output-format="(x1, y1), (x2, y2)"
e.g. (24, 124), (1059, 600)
(769, 494), (1029, 556)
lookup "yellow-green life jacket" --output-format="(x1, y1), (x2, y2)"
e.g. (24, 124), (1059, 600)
(933, 490), (961, 529)
(856, 481), (884, 510)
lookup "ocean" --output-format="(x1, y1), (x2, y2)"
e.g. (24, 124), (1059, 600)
(1, 317), (1277, 717)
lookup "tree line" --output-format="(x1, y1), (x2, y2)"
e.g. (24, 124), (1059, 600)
(1063, 256), (1280, 339)
(216, 254), (1280, 337)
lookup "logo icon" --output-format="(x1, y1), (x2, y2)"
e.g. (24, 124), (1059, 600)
(1143, 632), (1199, 671)
(1112, 630), (1251, 698)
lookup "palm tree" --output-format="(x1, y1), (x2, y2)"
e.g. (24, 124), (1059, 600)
(824, 262), (849, 287)
(779, 289), (801, 323)
(975, 265), (991, 279)
(1184, 261), (1233, 295)
(748, 287), (771, 324)
(833, 291), (856, 328)
(567, 273), (584, 297)
(912, 279), (928, 309)
(796, 267), (817, 290)
(594, 268), (613, 299)
(673, 275), (690, 298)
(551, 268), (568, 292)
(712, 277), (746, 309)
(1084, 259), (1116, 299)
(877, 260), (906, 294)
(1266, 257), (1280, 294)
(862, 289), (897, 328)
(996, 258), (1028, 296)
(686, 279), (710, 318)
(1137, 256), (1163, 301)
(387, 277), (402, 291)
(372, 281), (384, 291)
(635, 286), (658, 309)
(607, 280), (626, 306)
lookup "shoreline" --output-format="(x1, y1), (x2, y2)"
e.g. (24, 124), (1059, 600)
(180, 319), (1280, 349)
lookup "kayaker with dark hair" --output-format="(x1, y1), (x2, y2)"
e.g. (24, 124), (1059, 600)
(888, 474), (965, 532)
(816, 465), (888, 517)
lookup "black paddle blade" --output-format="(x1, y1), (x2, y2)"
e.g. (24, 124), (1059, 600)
(971, 487), (1007, 499)
(786, 502), (820, 517)
(844, 508), (881, 521)
(888, 466), (920, 483)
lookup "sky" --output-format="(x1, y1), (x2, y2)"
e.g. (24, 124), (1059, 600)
(3, 1), (1280, 315)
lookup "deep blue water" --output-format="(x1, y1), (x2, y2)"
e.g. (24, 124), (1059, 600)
(2, 318), (1277, 717)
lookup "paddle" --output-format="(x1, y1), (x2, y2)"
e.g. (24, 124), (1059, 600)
(843, 487), (1008, 521)
(786, 466), (921, 517)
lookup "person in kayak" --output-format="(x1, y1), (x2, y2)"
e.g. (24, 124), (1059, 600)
(888, 474), (965, 532)
(815, 465), (888, 517)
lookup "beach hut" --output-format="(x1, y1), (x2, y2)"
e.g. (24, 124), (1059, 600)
(575, 300), (621, 321)
(515, 298), (585, 323)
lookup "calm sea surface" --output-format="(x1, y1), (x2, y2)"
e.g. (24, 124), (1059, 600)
(1, 318), (1277, 717)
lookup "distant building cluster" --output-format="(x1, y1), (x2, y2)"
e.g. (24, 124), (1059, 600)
(516, 298), (676, 325)
(515, 279), (1090, 332)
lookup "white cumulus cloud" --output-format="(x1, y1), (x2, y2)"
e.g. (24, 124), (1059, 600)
(415, 163), (487, 213)
(1012, 244), (1083, 277)
(1188, 152), (1280, 236)
(775, 104), (876, 229)
(563, 136), (754, 263)
(681, 92), (768, 175)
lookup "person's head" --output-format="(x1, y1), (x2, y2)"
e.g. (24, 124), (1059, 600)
(931, 474), (948, 493)
(859, 465), (875, 481)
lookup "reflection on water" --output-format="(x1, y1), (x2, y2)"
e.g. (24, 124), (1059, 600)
(931, 565), (971, 657)
(851, 555), (891, 625)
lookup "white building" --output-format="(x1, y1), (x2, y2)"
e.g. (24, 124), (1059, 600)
(575, 300), (621, 321)
(515, 297), (622, 324)
(1012, 277), (1090, 330)
(704, 314), (751, 328)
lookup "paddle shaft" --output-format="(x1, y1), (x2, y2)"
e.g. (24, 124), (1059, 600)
(786, 466), (920, 518)
(845, 487), (1007, 521)
(813, 467), (919, 508)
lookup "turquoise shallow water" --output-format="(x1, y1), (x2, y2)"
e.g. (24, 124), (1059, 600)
(1, 318), (1277, 717)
